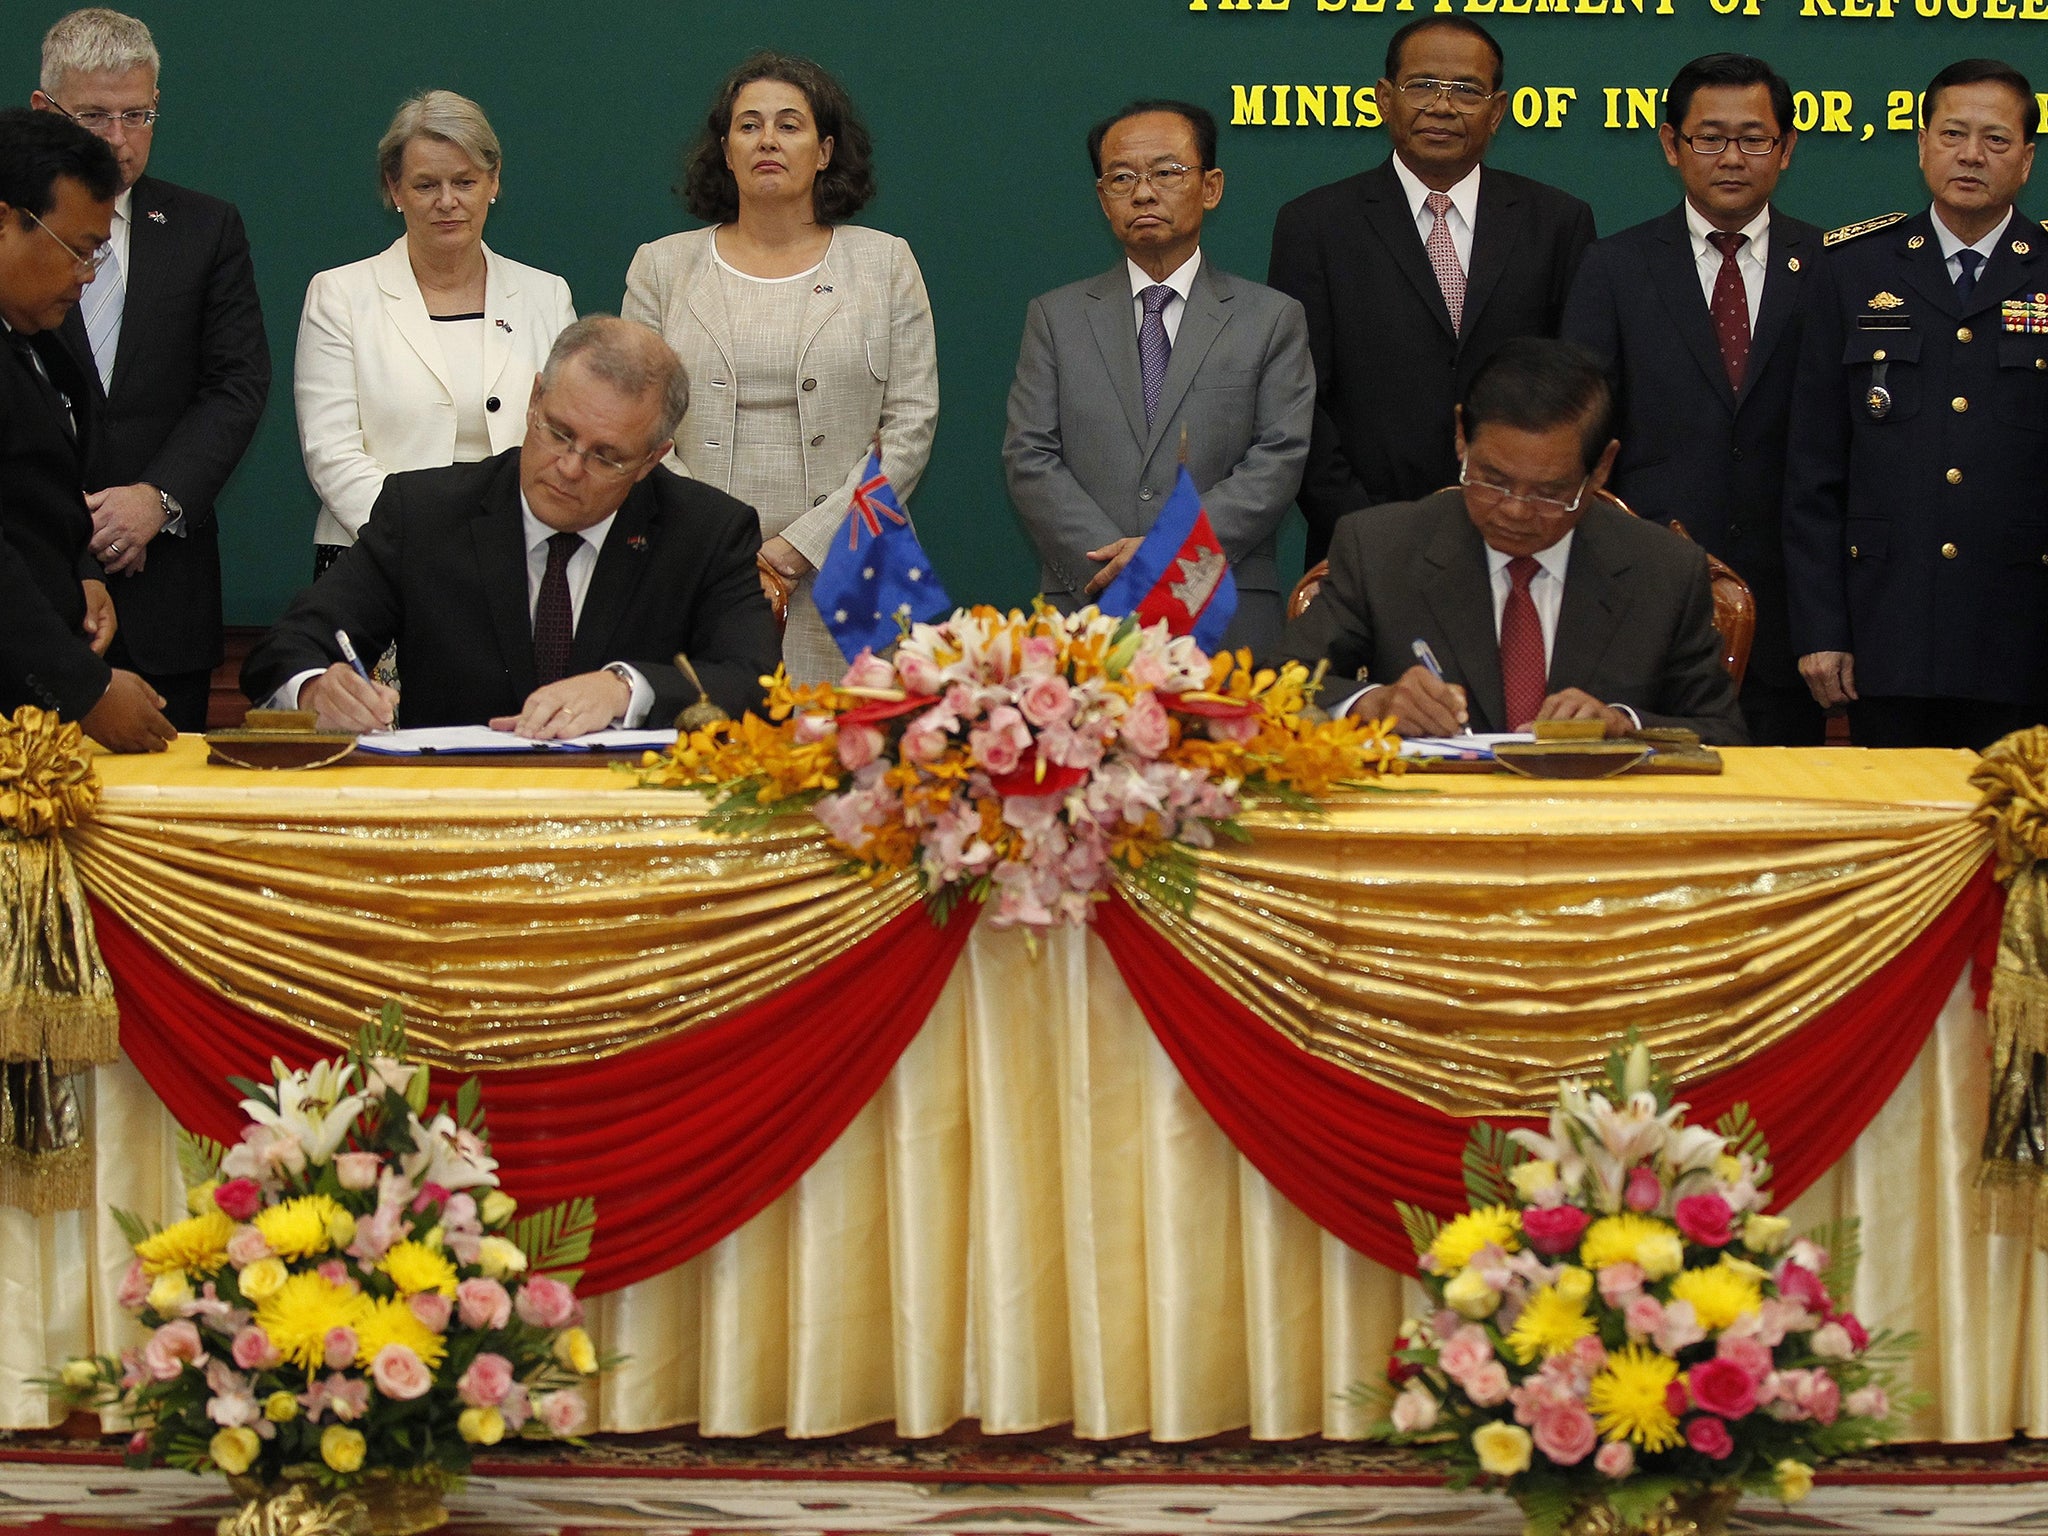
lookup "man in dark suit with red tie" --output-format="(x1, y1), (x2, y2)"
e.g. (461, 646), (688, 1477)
(33, 9), (269, 732)
(1268, 17), (1596, 566)
(1562, 54), (1823, 745)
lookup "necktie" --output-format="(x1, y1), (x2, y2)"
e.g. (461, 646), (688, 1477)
(1499, 555), (1547, 731)
(80, 240), (123, 391)
(1954, 248), (1984, 305)
(1138, 284), (1174, 427)
(1705, 230), (1750, 391)
(1425, 190), (1466, 335)
(532, 531), (583, 686)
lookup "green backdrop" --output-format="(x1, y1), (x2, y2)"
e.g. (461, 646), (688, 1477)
(1, 1), (2034, 626)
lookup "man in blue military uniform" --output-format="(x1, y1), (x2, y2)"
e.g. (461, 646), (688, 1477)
(1783, 58), (2045, 749)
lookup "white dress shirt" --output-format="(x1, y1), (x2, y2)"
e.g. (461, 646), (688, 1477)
(1486, 531), (1573, 668)
(1932, 204), (2013, 284)
(1126, 248), (1202, 345)
(1685, 200), (1769, 328)
(1391, 157), (1479, 274)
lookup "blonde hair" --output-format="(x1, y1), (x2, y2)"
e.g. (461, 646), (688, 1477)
(40, 9), (158, 95)
(376, 89), (501, 208)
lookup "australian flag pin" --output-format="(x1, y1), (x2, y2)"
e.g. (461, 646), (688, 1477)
(146, 209), (166, 224)
(813, 283), (833, 294)
(495, 318), (513, 334)
(626, 534), (649, 552)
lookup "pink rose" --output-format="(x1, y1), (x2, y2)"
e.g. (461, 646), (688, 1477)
(1624, 1295), (1665, 1339)
(500, 1380), (533, 1431)
(535, 1388), (589, 1436)
(334, 1153), (382, 1191)
(1019, 635), (1061, 676)
(1597, 1262), (1644, 1307)
(969, 705), (1030, 775)
(840, 650), (896, 691)
(1119, 691), (1171, 757)
(231, 1326), (280, 1371)
(1686, 1415), (1734, 1459)
(1571, 1335), (1609, 1375)
(1715, 1334), (1773, 1381)
(1533, 1402), (1598, 1466)
(458, 1351), (514, 1408)
(370, 1344), (433, 1401)
(126, 1429), (149, 1458)
(1775, 1261), (1828, 1313)
(225, 1225), (272, 1268)
(1655, 1300), (1706, 1355)
(1017, 675), (1074, 729)
(323, 1327), (358, 1371)
(212, 1178), (262, 1221)
(1625, 1166), (1663, 1212)
(1846, 1385), (1889, 1419)
(119, 1348), (146, 1389)
(896, 652), (942, 695)
(117, 1259), (150, 1311)
(1594, 1440), (1635, 1478)
(515, 1275), (579, 1330)
(408, 1291), (453, 1333)
(1389, 1382), (1440, 1434)
(836, 724), (886, 772)
(141, 1320), (204, 1381)
(1808, 1372), (1841, 1425)
(1521, 1203), (1590, 1256)
(1436, 1324), (1495, 1383)
(1674, 1192), (1735, 1247)
(1687, 1357), (1759, 1419)
(411, 1183), (451, 1215)
(1832, 1310), (1870, 1352)
(1666, 1381), (1690, 1418)
(457, 1278), (513, 1331)
(1463, 1361), (1511, 1407)
(1809, 1321), (1853, 1359)
(315, 1259), (352, 1288)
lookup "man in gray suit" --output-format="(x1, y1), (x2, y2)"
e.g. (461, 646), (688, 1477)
(1004, 99), (1313, 655)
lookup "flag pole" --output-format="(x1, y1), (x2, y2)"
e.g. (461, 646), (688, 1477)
(1178, 423), (1189, 466)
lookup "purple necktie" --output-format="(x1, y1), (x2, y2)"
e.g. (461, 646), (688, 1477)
(1138, 284), (1174, 427)
(532, 530), (582, 686)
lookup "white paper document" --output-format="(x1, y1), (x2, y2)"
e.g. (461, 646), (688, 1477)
(353, 726), (678, 756)
(1399, 732), (1534, 760)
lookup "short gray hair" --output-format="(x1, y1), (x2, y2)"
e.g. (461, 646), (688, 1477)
(41, 9), (159, 95)
(540, 316), (691, 447)
(376, 90), (501, 209)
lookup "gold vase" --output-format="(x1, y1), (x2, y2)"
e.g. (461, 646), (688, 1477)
(223, 1472), (449, 1536)
(1536, 1484), (1744, 1536)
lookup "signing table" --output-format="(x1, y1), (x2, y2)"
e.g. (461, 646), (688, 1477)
(1, 743), (2041, 1443)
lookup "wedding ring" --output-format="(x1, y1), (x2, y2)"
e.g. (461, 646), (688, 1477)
(109, 541), (123, 554)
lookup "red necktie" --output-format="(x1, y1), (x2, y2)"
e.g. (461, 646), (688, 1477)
(1706, 230), (1750, 392)
(1499, 554), (1546, 731)
(532, 531), (582, 686)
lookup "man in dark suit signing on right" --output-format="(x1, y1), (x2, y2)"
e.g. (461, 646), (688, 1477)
(1284, 338), (1746, 745)
(1268, 17), (1596, 565)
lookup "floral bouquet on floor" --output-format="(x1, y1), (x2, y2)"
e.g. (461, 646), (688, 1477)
(636, 603), (1400, 934)
(1359, 1038), (1914, 1536)
(50, 1005), (603, 1532)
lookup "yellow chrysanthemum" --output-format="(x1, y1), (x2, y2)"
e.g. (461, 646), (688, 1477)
(354, 1294), (447, 1371)
(1580, 1213), (1682, 1279)
(252, 1194), (348, 1262)
(1505, 1284), (1597, 1363)
(134, 1209), (234, 1277)
(1427, 1206), (1520, 1271)
(253, 1272), (372, 1373)
(1668, 1258), (1764, 1333)
(1587, 1344), (1683, 1452)
(381, 1240), (458, 1298)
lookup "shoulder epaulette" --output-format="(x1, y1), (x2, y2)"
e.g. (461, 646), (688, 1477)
(1824, 212), (1907, 247)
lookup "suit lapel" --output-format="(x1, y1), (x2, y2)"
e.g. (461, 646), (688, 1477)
(794, 230), (845, 362)
(473, 462), (537, 699)
(569, 488), (656, 672)
(1960, 217), (2039, 319)
(1648, 207), (1736, 410)
(1549, 510), (1631, 693)
(479, 242), (522, 396)
(1084, 266), (1150, 447)
(1144, 261), (1231, 458)
(1357, 162), (1455, 339)
(1899, 214), (1963, 318)
(375, 238), (455, 397)
(1462, 168), (1523, 339)
(1745, 215), (1809, 391)
(110, 177), (171, 396)
(1415, 497), (1506, 732)
(684, 240), (739, 384)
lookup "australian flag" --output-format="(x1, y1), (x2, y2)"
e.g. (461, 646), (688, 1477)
(1095, 465), (1237, 653)
(814, 450), (952, 662)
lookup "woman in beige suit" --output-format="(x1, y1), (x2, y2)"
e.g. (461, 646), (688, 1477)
(623, 53), (939, 684)
(296, 90), (576, 575)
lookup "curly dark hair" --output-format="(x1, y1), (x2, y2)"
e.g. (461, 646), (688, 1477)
(680, 51), (876, 224)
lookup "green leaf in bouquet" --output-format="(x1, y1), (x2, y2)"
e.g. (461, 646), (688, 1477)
(1395, 1200), (1442, 1258)
(1605, 1473), (1685, 1527)
(1124, 843), (1200, 916)
(225, 1074), (274, 1111)
(1461, 1121), (1527, 1210)
(1601, 1029), (1672, 1108)
(1805, 1214), (1863, 1300)
(509, 1196), (598, 1285)
(109, 1205), (158, 1249)
(1515, 1479), (1576, 1536)
(456, 1075), (484, 1134)
(1714, 1102), (1772, 1170)
(354, 998), (409, 1067)
(175, 1129), (226, 1188)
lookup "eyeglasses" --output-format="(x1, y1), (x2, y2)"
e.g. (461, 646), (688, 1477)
(45, 97), (158, 134)
(1096, 163), (1203, 198)
(527, 405), (649, 479)
(1395, 78), (1498, 112)
(1676, 132), (1782, 156)
(1459, 457), (1589, 516)
(24, 209), (111, 276)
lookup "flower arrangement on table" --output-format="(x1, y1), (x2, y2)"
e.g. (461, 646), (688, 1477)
(1362, 1039), (1913, 1536)
(50, 1005), (602, 1531)
(636, 603), (1400, 933)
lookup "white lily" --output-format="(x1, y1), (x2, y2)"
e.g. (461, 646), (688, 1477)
(399, 1112), (500, 1192)
(239, 1056), (367, 1165)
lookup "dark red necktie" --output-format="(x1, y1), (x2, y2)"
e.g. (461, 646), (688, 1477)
(1499, 554), (1547, 731)
(532, 531), (582, 686)
(1706, 230), (1751, 391)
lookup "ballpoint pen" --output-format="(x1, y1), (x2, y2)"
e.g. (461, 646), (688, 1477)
(334, 629), (373, 683)
(1411, 638), (1447, 680)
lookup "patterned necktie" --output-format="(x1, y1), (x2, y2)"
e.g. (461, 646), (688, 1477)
(1705, 230), (1750, 392)
(80, 240), (123, 391)
(531, 531), (583, 686)
(1425, 190), (1466, 335)
(1138, 284), (1174, 427)
(1499, 554), (1547, 731)
(1954, 247), (1984, 305)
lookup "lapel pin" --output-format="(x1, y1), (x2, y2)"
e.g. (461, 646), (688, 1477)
(495, 318), (513, 333)
(1907, 234), (1925, 250)
(2015, 240), (2032, 256)
(626, 534), (649, 552)
(146, 209), (165, 224)
(1787, 256), (1801, 272)
(813, 283), (833, 294)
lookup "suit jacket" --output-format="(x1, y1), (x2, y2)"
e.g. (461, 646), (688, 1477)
(0, 325), (112, 719)
(56, 174), (269, 675)
(1268, 159), (1596, 563)
(241, 450), (782, 727)
(1283, 490), (1746, 743)
(622, 223), (939, 684)
(1783, 208), (2048, 707)
(296, 238), (576, 547)
(1562, 205), (1821, 695)
(1001, 255), (1314, 656)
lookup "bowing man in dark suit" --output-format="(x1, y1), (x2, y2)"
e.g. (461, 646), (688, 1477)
(34, 10), (270, 731)
(1563, 54), (1822, 745)
(1268, 17), (1596, 565)
(243, 316), (780, 734)
(1284, 338), (1746, 746)
(0, 106), (173, 750)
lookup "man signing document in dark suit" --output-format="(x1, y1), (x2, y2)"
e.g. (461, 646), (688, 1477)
(243, 316), (780, 734)
(1284, 338), (1746, 745)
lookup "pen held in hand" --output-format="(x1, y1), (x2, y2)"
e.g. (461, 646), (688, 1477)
(334, 629), (373, 684)
(1411, 638), (1447, 681)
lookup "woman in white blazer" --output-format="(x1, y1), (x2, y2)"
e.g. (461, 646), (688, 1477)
(623, 52), (938, 685)
(296, 90), (575, 574)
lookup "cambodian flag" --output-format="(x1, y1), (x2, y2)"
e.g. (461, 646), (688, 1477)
(814, 451), (952, 663)
(1095, 465), (1237, 653)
